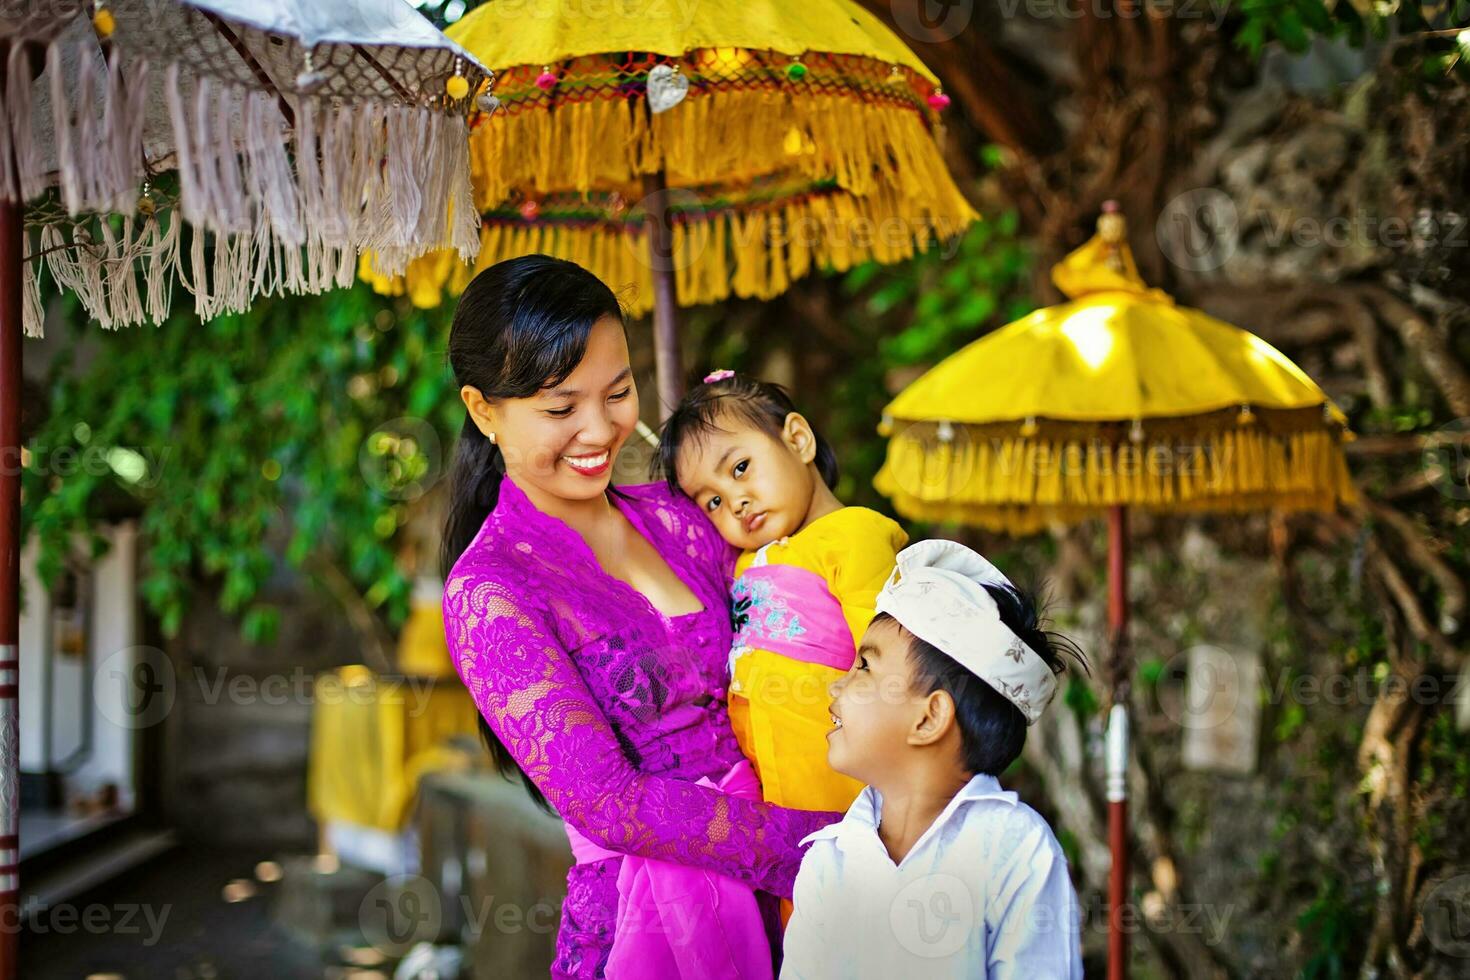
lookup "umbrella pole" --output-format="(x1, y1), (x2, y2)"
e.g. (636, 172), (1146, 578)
(642, 170), (682, 421)
(1106, 504), (1130, 980)
(0, 189), (20, 980)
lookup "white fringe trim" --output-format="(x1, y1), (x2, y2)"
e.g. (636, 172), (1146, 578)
(14, 38), (482, 334)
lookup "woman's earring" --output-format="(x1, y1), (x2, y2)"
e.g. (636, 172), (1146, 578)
(488, 432), (497, 444)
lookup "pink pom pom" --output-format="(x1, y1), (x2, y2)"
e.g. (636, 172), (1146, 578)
(536, 70), (557, 91)
(927, 91), (951, 111)
(519, 200), (540, 221)
(703, 369), (735, 384)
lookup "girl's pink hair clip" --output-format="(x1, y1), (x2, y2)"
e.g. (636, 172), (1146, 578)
(703, 369), (736, 384)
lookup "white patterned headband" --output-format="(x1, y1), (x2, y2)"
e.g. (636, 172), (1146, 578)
(875, 540), (1058, 725)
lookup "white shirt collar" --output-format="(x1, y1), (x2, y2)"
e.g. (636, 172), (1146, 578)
(800, 772), (1019, 849)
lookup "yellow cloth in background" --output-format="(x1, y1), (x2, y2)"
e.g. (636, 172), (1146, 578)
(727, 507), (908, 816)
(307, 666), (479, 832)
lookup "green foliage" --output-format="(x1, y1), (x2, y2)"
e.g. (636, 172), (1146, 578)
(1233, 0), (1470, 76)
(1297, 875), (1370, 979)
(823, 206), (1034, 511)
(23, 287), (457, 640)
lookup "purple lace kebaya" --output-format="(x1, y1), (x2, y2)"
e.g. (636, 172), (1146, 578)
(443, 477), (839, 978)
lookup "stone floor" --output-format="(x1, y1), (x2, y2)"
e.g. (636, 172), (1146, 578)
(21, 846), (363, 980)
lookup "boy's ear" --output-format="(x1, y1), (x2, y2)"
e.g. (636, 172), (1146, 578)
(908, 689), (957, 748)
(782, 412), (818, 465)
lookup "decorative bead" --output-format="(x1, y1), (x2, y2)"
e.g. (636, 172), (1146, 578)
(519, 199), (540, 221)
(927, 90), (951, 111)
(536, 68), (557, 91)
(1129, 419), (1145, 444)
(1020, 417), (1039, 437)
(93, 7), (115, 39)
(937, 421), (955, 444)
(1237, 404), (1255, 425)
(446, 74), (469, 100)
(786, 61), (807, 81)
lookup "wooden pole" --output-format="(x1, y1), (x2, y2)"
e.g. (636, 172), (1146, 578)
(1106, 504), (1129, 980)
(0, 181), (21, 980)
(641, 171), (682, 421)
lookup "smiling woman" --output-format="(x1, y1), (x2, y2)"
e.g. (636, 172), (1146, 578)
(438, 255), (840, 979)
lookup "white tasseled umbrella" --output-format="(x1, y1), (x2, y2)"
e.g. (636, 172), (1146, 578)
(0, 6), (492, 976)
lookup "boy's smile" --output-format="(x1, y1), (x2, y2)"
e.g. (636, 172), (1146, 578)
(826, 616), (926, 785)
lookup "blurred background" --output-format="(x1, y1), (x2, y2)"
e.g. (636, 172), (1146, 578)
(16, 1), (1470, 978)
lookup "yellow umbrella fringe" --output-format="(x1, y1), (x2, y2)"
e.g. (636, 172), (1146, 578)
(362, 179), (975, 316)
(469, 90), (957, 207)
(874, 427), (1357, 536)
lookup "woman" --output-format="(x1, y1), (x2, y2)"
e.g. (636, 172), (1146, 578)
(440, 255), (838, 978)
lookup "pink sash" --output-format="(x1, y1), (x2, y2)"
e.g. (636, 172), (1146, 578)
(564, 759), (773, 980)
(732, 561), (854, 672)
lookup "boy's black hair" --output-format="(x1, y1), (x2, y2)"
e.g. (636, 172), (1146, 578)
(880, 584), (1085, 777)
(653, 373), (839, 490)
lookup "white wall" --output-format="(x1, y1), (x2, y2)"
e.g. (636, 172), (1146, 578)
(19, 522), (140, 809)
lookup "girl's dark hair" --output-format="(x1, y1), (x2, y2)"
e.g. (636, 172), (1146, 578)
(441, 254), (624, 812)
(653, 373), (839, 490)
(879, 585), (1086, 776)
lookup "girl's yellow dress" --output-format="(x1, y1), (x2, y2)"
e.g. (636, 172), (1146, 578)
(726, 506), (908, 815)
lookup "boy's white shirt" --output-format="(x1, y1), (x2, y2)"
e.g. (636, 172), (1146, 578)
(781, 773), (1084, 980)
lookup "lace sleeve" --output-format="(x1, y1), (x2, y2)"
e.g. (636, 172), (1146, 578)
(445, 571), (836, 898)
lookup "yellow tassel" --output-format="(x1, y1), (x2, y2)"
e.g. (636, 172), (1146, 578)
(877, 422), (1355, 535)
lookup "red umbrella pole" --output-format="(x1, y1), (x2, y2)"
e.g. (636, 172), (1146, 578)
(0, 187), (21, 980)
(642, 171), (683, 422)
(1106, 504), (1130, 980)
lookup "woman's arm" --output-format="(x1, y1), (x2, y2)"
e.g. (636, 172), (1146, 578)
(445, 571), (838, 898)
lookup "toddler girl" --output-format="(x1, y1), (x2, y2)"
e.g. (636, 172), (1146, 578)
(658, 370), (908, 822)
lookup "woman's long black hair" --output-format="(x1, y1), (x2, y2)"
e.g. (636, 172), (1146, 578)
(441, 254), (624, 812)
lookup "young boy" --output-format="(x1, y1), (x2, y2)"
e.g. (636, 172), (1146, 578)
(781, 540), (1084, 979)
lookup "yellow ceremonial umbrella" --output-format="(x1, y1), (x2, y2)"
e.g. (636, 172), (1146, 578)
(363, 0), (977, 416)
(874, 204), (1355, 980)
